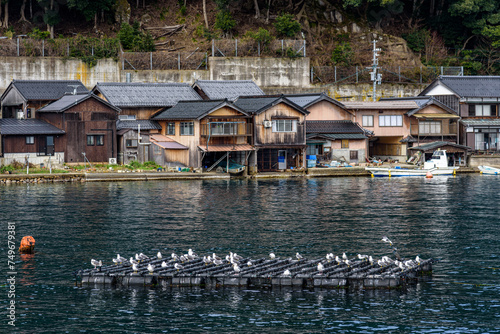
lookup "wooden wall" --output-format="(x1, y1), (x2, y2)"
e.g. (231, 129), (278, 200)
(306, 100), (353, 121)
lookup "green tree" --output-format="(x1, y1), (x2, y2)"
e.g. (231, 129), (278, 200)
(118, 22), (155, 51)
(274, 13), (301, 38)
(331, 42), (354, 66)
(67, 0), (115, 29)
(214, 10), (236, 34)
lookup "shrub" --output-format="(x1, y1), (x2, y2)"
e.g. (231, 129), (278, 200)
(331, 42), (354, 66)
(246, 28), (272, 46)
(28, 28), (50, 40)
(274, 13), (301, 38)
(214, 10), (236, 33)
(118, 22), (156, 52)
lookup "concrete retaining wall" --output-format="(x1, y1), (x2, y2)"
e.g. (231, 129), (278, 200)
(469, 155), (500, 168)
(0, 152), (65, 167)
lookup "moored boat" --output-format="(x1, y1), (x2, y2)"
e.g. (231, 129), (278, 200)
(366, 149), (458, 177)
(478, 165), (500, 175)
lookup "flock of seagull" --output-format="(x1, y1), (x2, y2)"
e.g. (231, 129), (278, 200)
(90, 236), (423, 276)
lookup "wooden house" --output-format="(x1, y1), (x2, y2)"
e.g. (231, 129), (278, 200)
(92, 82), (202, 120)
(116, 118), (162, 164)
(420, 76), (500, 152)
(234, 96), (309, 172)
(344, 98), (459, 161)
(192, 80), (265, 101)
(306, 120), (368, 164)
(37, 92), (120, 163)
(0, 118), (65, 166)
(287, 93), (354, 121)
(153, 100), (253, 170)
(0, 80), (88, 119)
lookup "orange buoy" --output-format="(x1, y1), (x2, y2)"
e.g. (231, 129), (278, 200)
(19, 236), (35, 254)
(426, 171), (433, 178)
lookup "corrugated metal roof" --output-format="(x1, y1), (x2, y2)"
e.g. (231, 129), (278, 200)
(193, 80), (264, 100)
(150, 134), (188, 150)
(306, 120), (365, 134)
(116, 119), (162, 130)
(153, 100), (233, 120)
(461, 119), (500, 126)
(37, 93), (121, 113)
(7, 80), (88, 101)
(343, 101), (418, 109)
(198, 144), (255, 152)
(93, 82), (202, 107)
(0, 118), (65, 135)
(286, 93), (346, 110)
(439, 76), (500, 98)
(408, 141), (471, 151)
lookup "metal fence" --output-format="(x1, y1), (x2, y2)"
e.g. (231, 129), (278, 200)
(311, 66), (464, 84)
(211, 39), (306, 57)
(121, 51), (207, 70)
(0, 37), (120, 58)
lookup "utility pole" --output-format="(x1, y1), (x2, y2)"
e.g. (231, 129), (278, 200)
(370, 41), (382, 101)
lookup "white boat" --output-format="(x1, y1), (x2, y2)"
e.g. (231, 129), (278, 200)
(366, 149), (458, 177)
(478, 165), (500, 175)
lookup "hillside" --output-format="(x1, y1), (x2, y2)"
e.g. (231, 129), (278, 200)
(1, 0), (499, 74)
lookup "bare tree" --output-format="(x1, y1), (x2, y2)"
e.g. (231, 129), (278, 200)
(203, 0), (208, 29)
(19, 0), (29, 22)
(253, 0), (260, 19)
(2, 1), (9, 29)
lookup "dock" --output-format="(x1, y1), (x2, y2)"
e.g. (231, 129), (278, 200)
(75, 253), (434, 290)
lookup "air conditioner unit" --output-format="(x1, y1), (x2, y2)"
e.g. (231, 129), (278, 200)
(109, 158), (117, 165)
(263, 120), (272, 128)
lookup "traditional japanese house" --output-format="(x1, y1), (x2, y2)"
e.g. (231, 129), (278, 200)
(0, 118), (65, 166)
(116, 117), (163, 164)
(37, 92), (120, 163)
(286, 93), (353, 121)
(153, 99), (253, 170)
(234, 95), (309, 172)
(192, 80), (265, 101)
(420, 76), (500, 152)
(0, 80), (88, 119)
(306, 120), (368, 164)
(92, 82), (202, 120)
(343, 99), (459, 161)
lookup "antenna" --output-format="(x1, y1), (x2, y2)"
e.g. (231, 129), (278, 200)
(67, 85), (80, 95)
(369, 40), (382, 101)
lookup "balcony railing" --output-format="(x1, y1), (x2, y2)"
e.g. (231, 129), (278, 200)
(200, 122), (252, 137)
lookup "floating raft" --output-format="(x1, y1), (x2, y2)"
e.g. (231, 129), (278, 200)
(75, 254), (435, 290)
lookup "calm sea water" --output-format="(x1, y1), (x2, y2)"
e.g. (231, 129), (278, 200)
(1, 175), (499, 333)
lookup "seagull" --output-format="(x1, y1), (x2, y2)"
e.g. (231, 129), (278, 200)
(415, 256), (421, 264)
(269, 253), (276, 260)
(283, 269), (291, 276)
(381, 236), (393, 246)
(377, 259), (385, 267)
(202, 256), (211, 265)
(138, 253), (149, 261)
(342, 253), (348, 261)
(157, 252), (163, 259)
(233, 263), (241, 274)
(174, 263), (184, 271)
(369, 256), (374, 265)
(188, 249), (198, 257)
(129, 257), (139, 266)
(91, 259), (102, 269)
(335, 256), (342, 264)
(161, 261), (168, 268)
(247, 260), (253, 267)
(147, 264), (155, 274)
(296, 252), (304, 261)
(135, 253), (140, 261)
(317, 262), (324, 273)
(180, 255), (187, 262)
(212, 253), (222, 261)
(232, 252), (243, 261)
(214, 258), (223, 266)
(132, 263), (138, 273)
(382, 256), (394, 264)
(116, 254), (127, 263)
(357, 254), (368, 261)
(171, 253), (179, 261)
(344, 259), (351, 267)
(326, 253), (334, 262)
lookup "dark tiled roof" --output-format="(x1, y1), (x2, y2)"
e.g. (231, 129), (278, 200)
(307, 133), (367, 140)
(153, 100), (245, 120)
(116, 119), (162, 130)
(286, 93), (346, 109)
(37, 93), (121, 113)
(461, 119), (500, 127)
(0, 118), (65, 135)
(426, 76), (500, 98)
(6, 80), (88, 101)
(233, 96), (309, 115)
(193, 80), (264, 100)
(380, 96), (457, 116)
(306, 120), (365, 134)
(408, 141), (471, 151)
(93, 82), (202, 107)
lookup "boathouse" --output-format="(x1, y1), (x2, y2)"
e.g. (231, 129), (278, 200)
(408, 141), (470, 166)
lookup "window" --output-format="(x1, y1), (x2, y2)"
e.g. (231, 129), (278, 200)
(210, 122), (237, 135)
(180, 122), (194, 135)
(95, 135), (104, 146)
(126, 139), (138, 148)
(469, 104), (497, 117)
(87, 135), (95, 146)
(273, 119), (297, 132)
(167, 122), (175, 135)
(26, 136), (34, 145)
(362, 115), (373, 127)
(379, 115), (402, 127)
(341, 140), (349, 148)
(419, 121), (441, 134)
